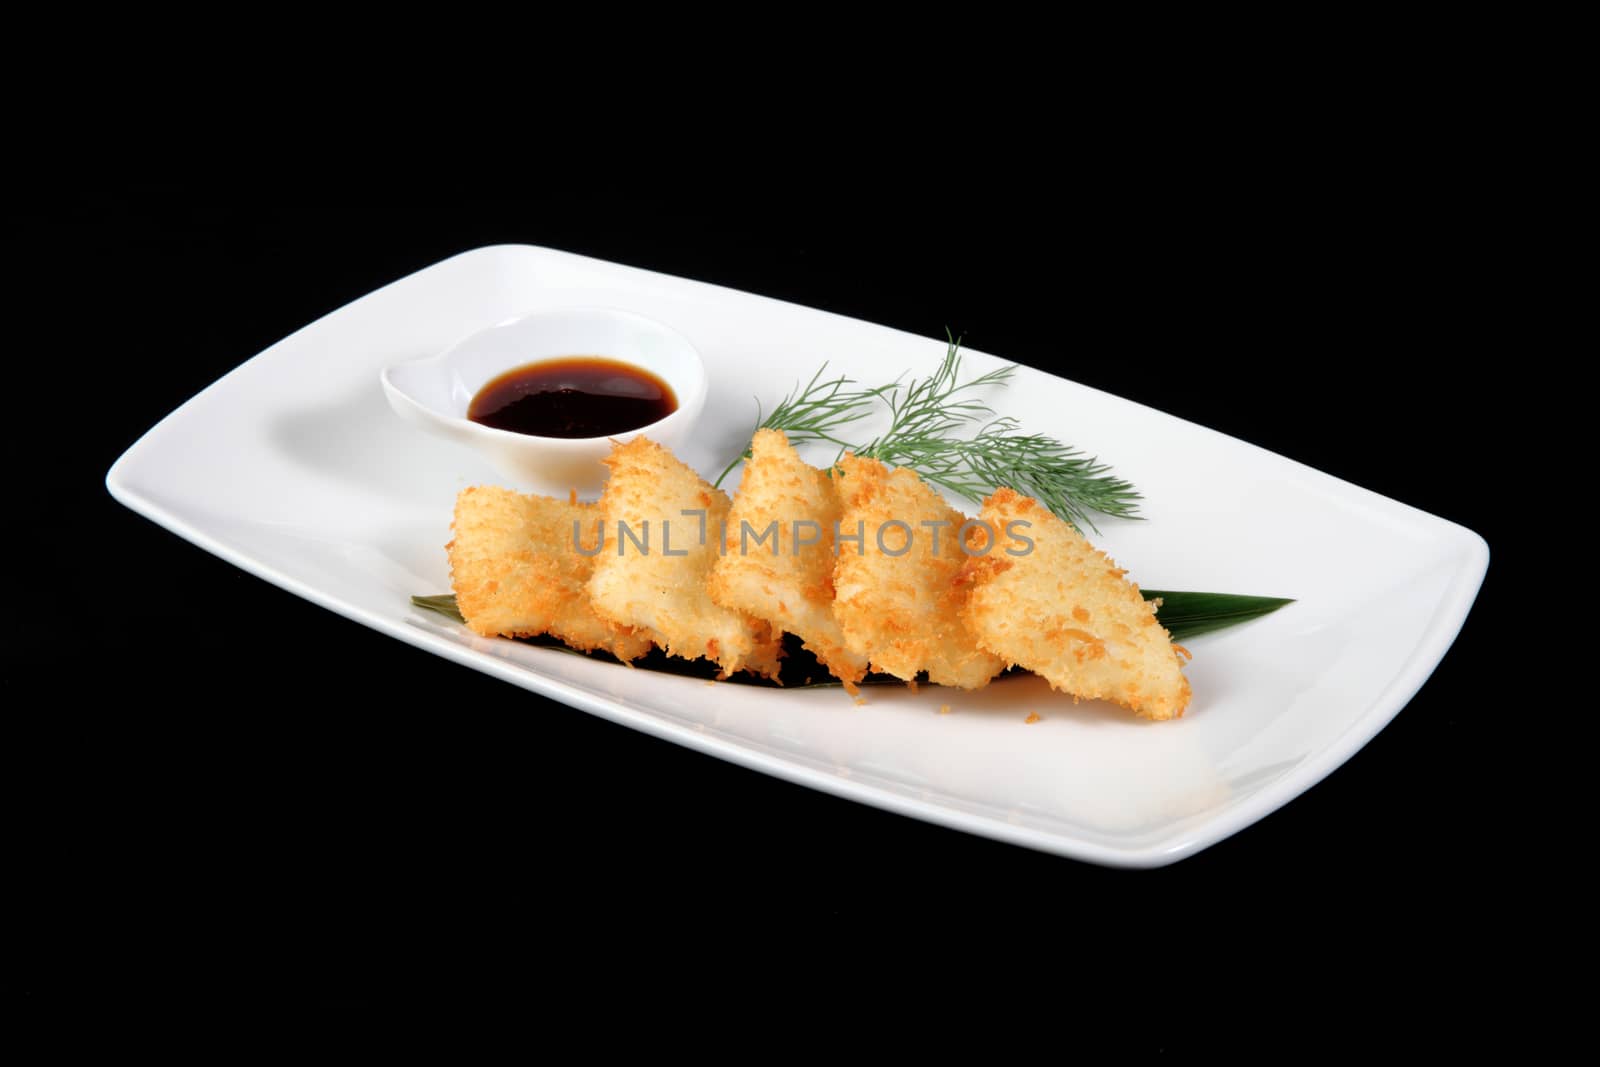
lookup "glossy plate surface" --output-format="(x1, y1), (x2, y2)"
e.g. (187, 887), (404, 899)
(106, 244), (1488, 866)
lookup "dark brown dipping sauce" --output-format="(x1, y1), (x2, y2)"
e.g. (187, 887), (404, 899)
(468, 357), (678, 438)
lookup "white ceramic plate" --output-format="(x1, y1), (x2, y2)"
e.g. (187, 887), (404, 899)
(105, 244), (1488, 867)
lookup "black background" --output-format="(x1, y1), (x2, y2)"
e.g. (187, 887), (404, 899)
(20, 181), (1508, 1014)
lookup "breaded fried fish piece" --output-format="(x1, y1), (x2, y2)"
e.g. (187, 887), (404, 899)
(831, 454), (1005, 689)
(588, 436), (783, 680)
(708, 429), (869, 688)
(448, 486), (652, 661)
(959, 488), (1192, 719)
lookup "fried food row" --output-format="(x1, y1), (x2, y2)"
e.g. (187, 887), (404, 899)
(446, 430), (1191, 718)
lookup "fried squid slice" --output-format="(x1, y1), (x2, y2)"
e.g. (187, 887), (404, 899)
(708, 429), (870, 688)
(448, 486), (652, 662)
(959, 488), (1192, 719)
(830, 453), (1004, 689)
(587, 437), (783, 680)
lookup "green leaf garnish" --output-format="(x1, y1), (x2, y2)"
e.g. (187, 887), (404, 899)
(1140, 589), (1295, 641)
(410, 594), (465, 623)
(411, 590), (1293, 682)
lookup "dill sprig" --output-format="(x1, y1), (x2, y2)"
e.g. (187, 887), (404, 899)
(713, 365), (893, 488)
(863, 419), (1141, 533)
(717, 336), (1140, 530)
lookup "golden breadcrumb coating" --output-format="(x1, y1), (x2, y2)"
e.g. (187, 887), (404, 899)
(447, 486), (652, 661)
(587, 436), (783, 680)
(708, 429), (870, 687)
(831, 454), (1004, 689)
(959, 488), (1192, 719)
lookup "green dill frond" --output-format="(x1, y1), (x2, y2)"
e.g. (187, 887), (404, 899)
(716, 335), (1140, 529)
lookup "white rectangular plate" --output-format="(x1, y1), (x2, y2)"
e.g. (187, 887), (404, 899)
(106, 244), (1487, 867)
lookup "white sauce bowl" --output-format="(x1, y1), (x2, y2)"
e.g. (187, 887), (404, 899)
(380, 307), (707, 495)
